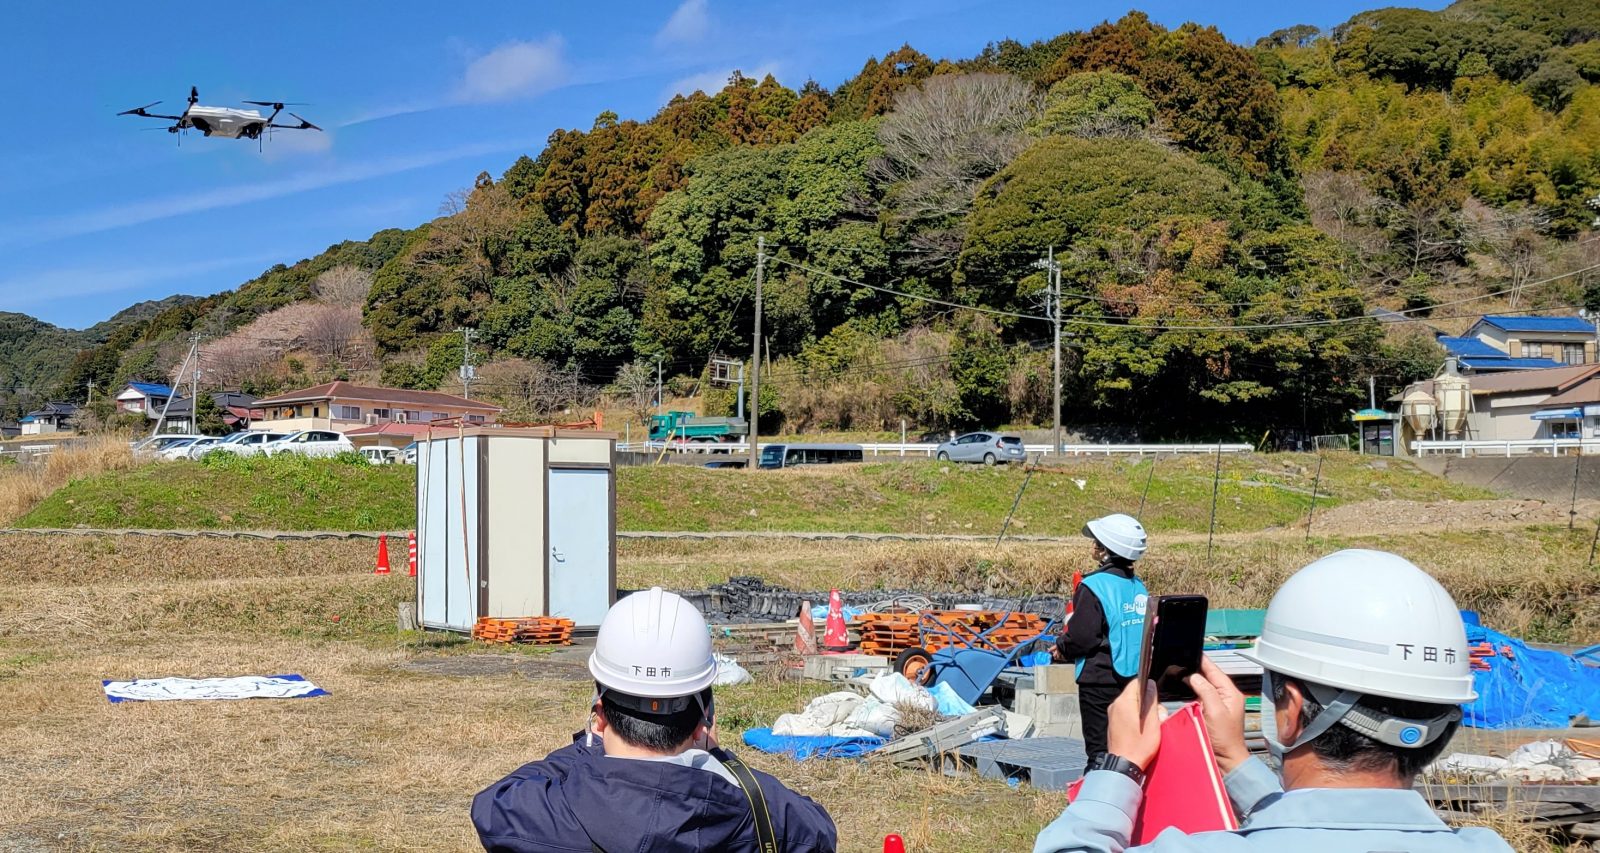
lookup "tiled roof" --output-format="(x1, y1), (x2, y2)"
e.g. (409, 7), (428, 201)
(1437, 336), (1507, 358)
(1460, 356), (1565, 371)
(253, 381), (500, 411)
(125, 382), (174, 397)
(1476, 315), (1595, 333)
(1466, 363), (1600, 394)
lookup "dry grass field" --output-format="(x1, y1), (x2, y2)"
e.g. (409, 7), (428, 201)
(3, 524), (1596, 851)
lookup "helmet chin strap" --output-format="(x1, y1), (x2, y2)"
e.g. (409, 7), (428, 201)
(1262, 672), (1462, 761)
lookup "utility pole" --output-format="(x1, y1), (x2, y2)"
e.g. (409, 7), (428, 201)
(458, 328), (477, 398)
(152, 335), (197, 438)
(191, 333), (201, 432)
(750, 236), (765, 468)
(1035, 247), (1063, 456)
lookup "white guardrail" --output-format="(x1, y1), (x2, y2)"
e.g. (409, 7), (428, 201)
(618, 441), (1254, 457)
(0, 443), (58, 460)
(1412, 438), (1600, 457)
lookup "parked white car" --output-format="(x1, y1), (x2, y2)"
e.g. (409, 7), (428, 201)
(133, 434), (203, 459)
(200, 430), (289, 458)
(153, 437), (205, 461)
(262, 429), (355, 458)
(172, 436), (223, 459)
(360, 446), (399, 465)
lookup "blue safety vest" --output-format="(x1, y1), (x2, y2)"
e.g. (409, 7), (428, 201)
(1076, 570), (1149, 679)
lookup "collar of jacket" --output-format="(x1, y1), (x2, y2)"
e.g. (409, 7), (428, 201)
(1239, 787), (1452, 834)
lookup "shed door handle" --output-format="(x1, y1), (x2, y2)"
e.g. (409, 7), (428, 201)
(551, 547), (564, 562)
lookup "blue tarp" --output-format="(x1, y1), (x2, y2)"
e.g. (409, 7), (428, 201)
(1463, 624), (1600, 729)
(742, 728), (884, 759)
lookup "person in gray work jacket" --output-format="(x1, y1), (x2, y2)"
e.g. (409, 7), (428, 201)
(1035, 549), (1512, 853)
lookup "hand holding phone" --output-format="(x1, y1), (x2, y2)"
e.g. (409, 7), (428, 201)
(1137, 594), (1208, 708)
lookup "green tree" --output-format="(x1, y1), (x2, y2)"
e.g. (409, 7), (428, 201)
(1031, 72), (1156, 138)
(194, 393), (228, 435)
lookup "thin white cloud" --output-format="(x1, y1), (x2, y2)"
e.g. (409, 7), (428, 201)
(341, 35), (569, 127)
(5, 140), (529, 247)
(663, 62), (781, 101)
(1, 253), (284, 312)
(656, 0), (711, 47)
(456, 36), (569, 103)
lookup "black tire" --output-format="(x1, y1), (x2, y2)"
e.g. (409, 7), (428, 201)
(983, 452), (997, 466)
(894, 646), (935, 685)
(936, 451), (949, 462)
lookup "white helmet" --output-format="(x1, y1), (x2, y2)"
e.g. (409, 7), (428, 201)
(1242, 550), (1474, 754)
(1083, 513), (1147, 562)
(589, 587), (718, 714)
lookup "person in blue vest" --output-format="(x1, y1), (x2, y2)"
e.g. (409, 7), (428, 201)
(1054, 512), (1150, 774)
(472, 588), (838, 852)
(1034, 550), (1511, 853)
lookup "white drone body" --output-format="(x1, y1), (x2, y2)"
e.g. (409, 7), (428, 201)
(119, 86), (320, 142)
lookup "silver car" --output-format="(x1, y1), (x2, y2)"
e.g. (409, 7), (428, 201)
(934, 432), (1027, 465)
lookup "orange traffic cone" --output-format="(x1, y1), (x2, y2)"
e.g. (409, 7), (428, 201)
(407, 530), (418, 577)
(823, 589), (850, 653)
(374, 534), (391, 575)
(795, 600), (819, 656)
(883, 834), (906, 853)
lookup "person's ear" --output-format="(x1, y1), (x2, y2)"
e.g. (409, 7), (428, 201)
(591, 703), (609, 734)
(1276, 681), (1306, 744)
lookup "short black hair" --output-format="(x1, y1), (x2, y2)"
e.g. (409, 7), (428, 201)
(598, 687), (712, 752)
(1272, 675), (1459, 779)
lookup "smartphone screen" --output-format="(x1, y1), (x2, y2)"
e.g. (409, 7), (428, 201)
(1138, 595), (1208, 702)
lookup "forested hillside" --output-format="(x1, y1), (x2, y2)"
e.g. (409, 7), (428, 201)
(16, 0), (1600, 440)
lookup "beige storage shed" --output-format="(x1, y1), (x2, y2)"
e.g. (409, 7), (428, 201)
(416, 426), (617, 632)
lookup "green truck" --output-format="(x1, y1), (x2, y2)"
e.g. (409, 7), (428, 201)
(648, 411), (749, 443)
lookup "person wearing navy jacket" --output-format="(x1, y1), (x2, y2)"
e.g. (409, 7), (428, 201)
(472, 588), (837, 853)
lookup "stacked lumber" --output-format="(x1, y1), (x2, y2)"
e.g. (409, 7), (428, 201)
(854, 611), (1050, 657)
(473, 616), (575, 645)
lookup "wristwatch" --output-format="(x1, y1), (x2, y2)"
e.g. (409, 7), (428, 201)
(1097, 753), (1147, 786)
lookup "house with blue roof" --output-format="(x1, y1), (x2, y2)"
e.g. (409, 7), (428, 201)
(1435, 314), (1595, 374)
(115, 382), (178, 418)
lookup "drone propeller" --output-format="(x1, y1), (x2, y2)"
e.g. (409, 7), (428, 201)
(189, 86), (199, 105)
(244, 100), (309, 107)
(289, 112), (322, 131)
(118, 101), (162, 115)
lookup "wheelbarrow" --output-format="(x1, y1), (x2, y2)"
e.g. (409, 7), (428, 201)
(892, 611), (1059, 706)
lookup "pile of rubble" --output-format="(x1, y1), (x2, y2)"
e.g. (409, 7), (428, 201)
(653, 576), (1067, 624)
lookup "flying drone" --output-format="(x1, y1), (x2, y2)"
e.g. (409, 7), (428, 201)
(118, 86), (321, 144)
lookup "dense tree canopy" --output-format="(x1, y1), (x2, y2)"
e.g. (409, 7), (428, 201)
(18, 0), (1599, 442)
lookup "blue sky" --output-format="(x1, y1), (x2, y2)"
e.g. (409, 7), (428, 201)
(1, 0), (1446, 330)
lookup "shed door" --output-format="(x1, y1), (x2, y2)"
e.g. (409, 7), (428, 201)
(546, 467), (611, 628)
(418, 437), (482, 631)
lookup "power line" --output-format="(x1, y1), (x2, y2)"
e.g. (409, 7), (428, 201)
(768, 253), (1600, 333)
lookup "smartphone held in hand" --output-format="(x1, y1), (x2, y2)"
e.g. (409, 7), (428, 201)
(1138, 594), (1208, 703)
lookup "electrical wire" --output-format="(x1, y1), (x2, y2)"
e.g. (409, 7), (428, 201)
(767, 253), (1600, 333)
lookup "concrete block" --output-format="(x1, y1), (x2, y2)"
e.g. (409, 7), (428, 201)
(1012, 686), (1081, 738)
(1031, 664), (1079, 694)
(802, 653), (890, 682)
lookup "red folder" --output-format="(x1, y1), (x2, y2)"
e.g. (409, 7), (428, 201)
(1066, 702), (1238, 844)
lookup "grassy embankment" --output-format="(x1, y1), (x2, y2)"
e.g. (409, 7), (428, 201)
(16, 452), (1490, 534)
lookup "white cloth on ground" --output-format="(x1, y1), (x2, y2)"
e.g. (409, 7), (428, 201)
(103, 675), (326, 702)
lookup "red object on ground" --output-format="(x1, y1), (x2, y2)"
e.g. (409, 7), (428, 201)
(882, 834), (906, 853)
(1066, 702), (1237, 844)
(796, 599), (820, 655)
(823, 589), (851, 652)
(374, 534), (391, 575)
(407, 530), (418, 577)
(1067, 570), (1083, 616)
